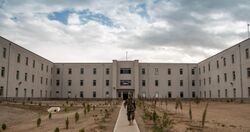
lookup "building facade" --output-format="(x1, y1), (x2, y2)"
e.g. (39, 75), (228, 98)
(0, 36), (250, 99)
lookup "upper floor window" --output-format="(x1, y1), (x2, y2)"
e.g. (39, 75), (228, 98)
(120, 68), (131, 74)
(223, 58), (226, 66)
(32, 60), (35, 68)
(16, 70), (19, 80)
(224, 73), (227, 82)
(246, 48), (249, 59)
(203, 66), (205, 73)
(106, 68), (110, 75)
(155, 80), (159, 86)
(24, 73), (27, 81)
(216, 60), (219, 69)
(25, 57), (28, 66)
(168, 80), (171, 86)
(80, 80), (84, 86)
(68, 80), (72, 86)
(141, 68), (145, 75)
(3, 48), (6, 58)
(180, 80), (183, 86)
(199, 68), (201, 74)
(17, 53), (21, 63)
(208, 63), (211, 71)
(209, 77), (211, 85)
(106, 80), (110, 86)
(231, 54), (235, 64)
(1, 67), (5, 77)
(56, 80), (60, 86)
(80, 68), (84, 74)
(93, 68), (97, 75)
(217, 75), (220, 83)
(142, 80), (146, 86)
(191, 69), (195, 75)
(93, 80), (96, 86)
(32, 74), (35, 83)
(120, 80), (131, 86)
(46, 65), (48, 73)
(180, 68), (183, 75)
(56, 68), (60, 74)
(232, 71), (236, 80)
(41, 64), (44, 71)
(68, 68), (72, 74)
(192, 80), (195, 86)
(154, 68), (159, 75)
(247, 68), (250, 77)
(168, 68), (171, 75)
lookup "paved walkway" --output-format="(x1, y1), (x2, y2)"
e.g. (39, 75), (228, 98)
(113, 102), (140, 132)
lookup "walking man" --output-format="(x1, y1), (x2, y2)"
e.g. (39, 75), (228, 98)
(124, 94), (136, 126)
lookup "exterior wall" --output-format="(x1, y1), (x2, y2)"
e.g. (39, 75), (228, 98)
(0, 36), (250, 99)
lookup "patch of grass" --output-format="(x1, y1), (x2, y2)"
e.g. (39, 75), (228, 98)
(54, 127), (59, 132)
(2, 123), (6, 130)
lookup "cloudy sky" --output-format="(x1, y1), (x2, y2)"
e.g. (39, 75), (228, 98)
(0, 0), (250, 63)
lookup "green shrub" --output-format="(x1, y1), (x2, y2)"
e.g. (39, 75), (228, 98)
(87, 104), (90, 112)
(49, 113), (52, 119)
(37, 118), (41, 127)
(79, 128), (85, 132)
(54, 127), (59, 132)
(75, 112), (79, 123)
(2, 123), (6, 130)
(65, 117), (69, 129)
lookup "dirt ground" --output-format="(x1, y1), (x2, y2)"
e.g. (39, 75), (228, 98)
(136, 100), (250, 132)
(0, 100), (121, 132)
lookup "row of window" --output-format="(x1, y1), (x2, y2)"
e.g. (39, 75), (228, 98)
(141, 68), (187, 75)
(15, 70), (52, 85)
(56, 79), (110, 87)
(56, 68), (110, 75)
(199, 48), (249, 75)
(142, 80), (188, 87)
(14, 88), (50, 98)
(199, 89), (237, 98)
(141, 91), (185, 98)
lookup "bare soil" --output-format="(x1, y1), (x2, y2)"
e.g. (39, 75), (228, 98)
(0, 100), (121, 132)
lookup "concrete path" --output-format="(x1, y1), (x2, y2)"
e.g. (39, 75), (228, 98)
(113, 102), (140, 132)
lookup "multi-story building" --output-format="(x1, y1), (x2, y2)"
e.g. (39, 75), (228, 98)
(0, 36), (250, 100)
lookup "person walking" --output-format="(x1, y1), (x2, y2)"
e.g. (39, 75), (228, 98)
(124, 94), (136, 126)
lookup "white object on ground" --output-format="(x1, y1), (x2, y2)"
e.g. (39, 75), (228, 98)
(47, 107), (61, 113)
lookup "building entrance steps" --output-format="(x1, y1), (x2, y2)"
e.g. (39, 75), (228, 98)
(113, 101), (140, 132)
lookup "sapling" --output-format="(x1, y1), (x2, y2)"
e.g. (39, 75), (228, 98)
(202, 102), (209, 128)
(49, 113), (52, 119)
(37, 118), (41, 127)
(54, 127), (59, 132)
(75, 112), (79, 123)
(65, 117), (69, 129)
(189, 101), (192, 121)
(2, 123), (6, 130)
(79, 128), (85, 132)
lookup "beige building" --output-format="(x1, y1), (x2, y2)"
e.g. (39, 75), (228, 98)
(0, 36), (250, 100)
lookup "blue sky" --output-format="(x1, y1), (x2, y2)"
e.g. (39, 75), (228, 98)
(0, 0), (250, 62)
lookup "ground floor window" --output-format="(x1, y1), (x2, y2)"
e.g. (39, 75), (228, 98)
(233, 88), (236, 98)
(45, 90), (47, 98)
(24, 88), (27, 97)
(180, 91), (184, 98)
(0, 86), (3, 96)
(93, 91), (96, 98)
(218, 90), (220, 98)
(168, 91), (172, 98)
(40, 90), (42, 97)
(118, 92), (121, 98)
(209, 90), (211, 98)
(15, 88), (18, 97)
(80, 91), (83, 98)
(204, 91), (206, 98)
(248, 87), (250, 97)
(192, 91), (195, 98)
(31, 89), (34, 98)
(225, 89), (228, 98)
(106, 91), (109, 97)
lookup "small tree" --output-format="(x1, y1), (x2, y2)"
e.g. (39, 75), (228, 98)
(202, 102), (209, 128)
(37, 118), (41, 127)
(49, 113), (52, 119)
(65, 117), (69, 129)
(2, 123), (7, 130)
(79, 128), (85, 132)
(189, 101), (192, 121)
(54, 127), (60, 132)
(75, 112), (79, 123)
(87, 104), (90, 112)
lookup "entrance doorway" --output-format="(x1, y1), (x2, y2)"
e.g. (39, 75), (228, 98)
(123, 92), (128, 100)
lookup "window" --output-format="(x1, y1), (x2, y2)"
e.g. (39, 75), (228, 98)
(93, 91), (96, 98)
(218, 90), (220, 98)
(80, 68), (84, 74)
(208, 63), (211, 71)
(223, 58), (226, 66)
(17, 53), (21, 63)
(80, 80), (83, 86)
(155, 80), (159, 86)
(120, 68), (131, 74)
(142, 80), (146, 86)
(93, 80), (96, 86)
(203, 66), (205, 73)
(209, 77), (211, 85)
(209, 90), (211, 98)
(32, 74), (35, 83)
(232, 71), (236, 80)
(68, 68), (72, 74)
(180, 68), (183, 75)
(224, 73), (227, 82)
(203, 78), (206, 85)
(217, 60), (219, 69)
(1, 67), (5, 77)
(80, 91), (84, 98)
(248, 87), (250, 97)
(24, 88), (27, 97)
(56, 80), (60, 86)
(68, 80), (72, 86)
(180, 92), (184, 98)
(106, 68), (110, 75)
(217, 75), (220, 83)
(142, 68), (145, 74)
(57, 68), (60, 74)
(155, 68), (159, 75)
(106, 80), (109, 86)
(191, 69), (195, 75)
(0, 86), (3, 96)
(41, 64), (44, 71)
(15, 88), (18, 97)
(247, 68), (250, 77)
(192, 91), (195, 98)
(233, 88), (236, 98)
(46, 65), (48, 73)
(225, 89), (228, 98)
(3, 48), (6, 58)
(31, 89), (34, 98)
(231, 54), (235, 64)
(199, 68), (201, 74)
(24, 73), (27, 81)
(168, 68), (171, 75)
(93, 68), (97, 74)
(204, 91), (206, 98)
(40, 90), (43, 97)
(168, 80), (171, 86)
(25, 57), (28, 66)
(155, 92), (159, 98)
(180, 80), (183, 86)
(168, 91), (172, 98)
(40, 77), (43, 84)
(46, 78), (48, 85)
(199, 80), (201, 86)
(16, 70), (19, 80)
(120, 80), (131, 86)
(246, 48), (249, 59)
(192, 80), (195, 86)
(32, 60), (35, 68)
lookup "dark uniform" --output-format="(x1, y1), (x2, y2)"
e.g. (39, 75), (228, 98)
(124, 95), (136, 125)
